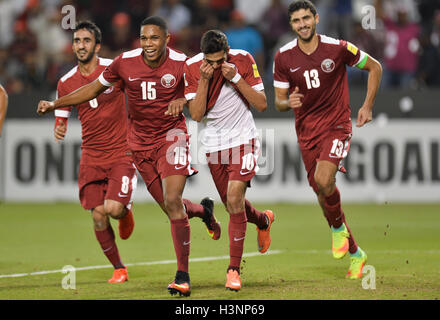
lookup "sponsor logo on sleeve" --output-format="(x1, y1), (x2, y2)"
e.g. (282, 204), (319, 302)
(252, 64), (260, 78)
(347, 42), (359, 56)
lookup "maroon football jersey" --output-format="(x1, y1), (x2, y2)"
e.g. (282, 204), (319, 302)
(273, 35), (365, 150)
(55, 57), (129, 165)
(99, 47), (188, 151)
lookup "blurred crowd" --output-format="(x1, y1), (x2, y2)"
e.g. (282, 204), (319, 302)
(1, 0), (440, 95)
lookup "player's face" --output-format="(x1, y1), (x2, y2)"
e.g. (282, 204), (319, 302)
(140, 25), (170, 65)
(204, 50), (228, 70)
(289, 9), (319, 43)
(72, 29), (99, 64)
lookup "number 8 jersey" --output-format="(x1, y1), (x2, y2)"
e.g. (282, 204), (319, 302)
(99, 47), (188, 151)
(273, 34), (367, 150)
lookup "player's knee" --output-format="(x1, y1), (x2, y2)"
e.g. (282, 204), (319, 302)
(314, 172), (334, 192)
(226, 192), (244, 214)
(92, 208), (109, 230)
(164, 193), (184, 218)
(104, 202), (126, 219)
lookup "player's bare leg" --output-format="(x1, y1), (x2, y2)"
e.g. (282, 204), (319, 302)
(104, 199), (134, 240)
(162, 175), (191, 296)
(92, 205), (128, 283)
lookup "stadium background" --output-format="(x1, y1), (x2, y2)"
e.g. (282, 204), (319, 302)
(0, 0), (439, 302)
(1, 0), (439, 203)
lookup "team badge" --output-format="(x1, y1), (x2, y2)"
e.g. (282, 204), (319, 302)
(161, 73), (176, 88)
(321, 58), (335, 73)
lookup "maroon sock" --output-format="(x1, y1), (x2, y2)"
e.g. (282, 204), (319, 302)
(182, 198), (205, 219)
(341, 210), (359, 254)
(323, 189), (359, 254)
(228, 211), (247, 271)
(323, 187), (344, 228)
(94, 226), (124, 269)
(245, 199), (267, 229)
(170, 216), (190, 273)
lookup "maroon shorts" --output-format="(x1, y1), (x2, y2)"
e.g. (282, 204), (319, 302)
(132, 134), (197, 203)
(301, 128), (352, 194)
(206, 139), (260, 203)
(78, 160), (137, 211)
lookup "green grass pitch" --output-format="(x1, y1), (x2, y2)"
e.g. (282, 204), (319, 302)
(0, 202), (439, 300)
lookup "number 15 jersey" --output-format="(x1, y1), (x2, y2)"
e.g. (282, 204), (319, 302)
(99, 47), (188, 151)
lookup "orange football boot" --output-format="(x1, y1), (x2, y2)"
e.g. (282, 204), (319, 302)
(108, 267), (128, 283)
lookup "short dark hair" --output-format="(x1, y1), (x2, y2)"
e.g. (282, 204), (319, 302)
(74, 21), (102, 44)
(140, 16), (168, 34)
(288, 0), (317, 18)
(200, 30), (228, 54)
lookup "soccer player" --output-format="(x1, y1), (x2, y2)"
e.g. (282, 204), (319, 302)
(273, 0), (382, 279)
(37, 16), (220, 297)
(54, 21), (137, 283)
(184, 30), (275, 291)
(0, 84), (8, 137)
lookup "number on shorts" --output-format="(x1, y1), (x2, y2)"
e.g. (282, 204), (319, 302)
(121, 176), (130, 194)
(241, 153), (255, 171)
(173, 147), (187, 166)
(330, 139), (349, 158)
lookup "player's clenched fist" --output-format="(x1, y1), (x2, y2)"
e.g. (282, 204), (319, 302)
(37, 100), (55, 115)
(288, 86), (304, 109)
(221, 62), (236, 81)
(200, 60), (214, 80)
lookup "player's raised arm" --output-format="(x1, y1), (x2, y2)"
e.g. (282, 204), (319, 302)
(37, 78), (110, 115)
(221, 62), (267, 112)
(0, 84), (8, 137)
(356, 55), (382, 127)
(187, 60), (212, 122)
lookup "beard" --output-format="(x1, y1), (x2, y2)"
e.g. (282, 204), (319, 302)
(295, 24), (316, 43)
(76, 46), (96, 64)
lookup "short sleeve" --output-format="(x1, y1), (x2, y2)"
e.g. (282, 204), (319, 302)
(273, 51), (290, 89)
(340, 40), (367, 69)
(98, 54), (122, 87)
(55, 80), (73, 118)
(183, 63), (198, 101)
(241, 53), (264, 91)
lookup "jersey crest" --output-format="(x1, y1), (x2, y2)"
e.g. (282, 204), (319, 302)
(321, 58), (335, 73)
(161, 73), (177, 88)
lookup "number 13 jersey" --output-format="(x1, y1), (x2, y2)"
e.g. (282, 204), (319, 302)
(273, 34), (366, 150)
